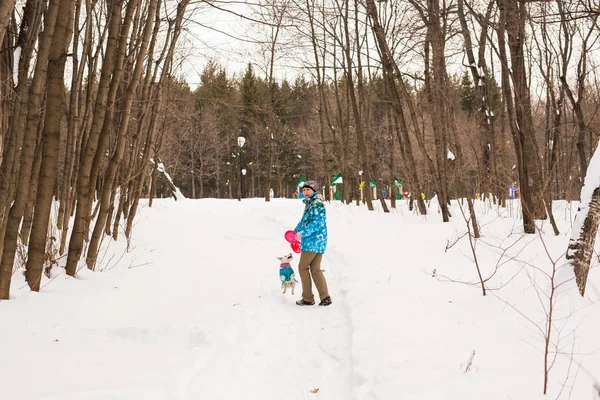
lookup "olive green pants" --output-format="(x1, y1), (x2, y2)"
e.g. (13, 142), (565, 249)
(298, 251), (329, 302)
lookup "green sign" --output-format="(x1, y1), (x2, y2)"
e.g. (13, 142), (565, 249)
(331, 172), (343, 185)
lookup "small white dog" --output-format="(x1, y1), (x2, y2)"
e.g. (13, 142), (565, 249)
(278, 253), (297, 295)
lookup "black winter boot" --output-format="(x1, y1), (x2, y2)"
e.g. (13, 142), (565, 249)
(318, 297), (332, 306)
(296, 299), (315, 306)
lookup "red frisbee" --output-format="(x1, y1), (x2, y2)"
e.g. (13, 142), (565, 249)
(284, 230), (297, 243)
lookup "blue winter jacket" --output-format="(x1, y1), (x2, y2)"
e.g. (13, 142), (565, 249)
(294, 192), (327, 254)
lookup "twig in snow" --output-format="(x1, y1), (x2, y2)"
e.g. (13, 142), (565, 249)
(128, 261), (154, 269)
(463, 350), (476, 373)
(40, 271), (63, 290)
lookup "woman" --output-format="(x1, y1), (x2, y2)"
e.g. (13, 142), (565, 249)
(293, 180), (332, 306)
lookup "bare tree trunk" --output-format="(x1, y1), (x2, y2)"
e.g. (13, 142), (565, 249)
(83, 0), (138, 267)
(497, 0), (539, 233)
(427, 0), (477, 232)
(0, 0), (43, 263)
(149, 166), (157, 206)
(112, 139), (134, 240)
(342, 0), (373, 211)
(104, 175), (117, 236)
(0, 0), (60, 299)
(567, 185), (600, 297)
(505, 0), (545, 223)
(0, 35), (7, 167)
(122, 0), (163, 229)
(21, 142), (43, 246)
(87, 0), (155, 269)
(458, 0), (499, 201)
(263, 2), (286, 203)
(58, 0), (90, 252)
(387, 101), (396, 209)
(198, 154), (204, 198)
(558, 9), (597, 186)
(0, 0), (16, 49)
(422, 12), (450, 221)
(330, 35), (351, 205)
(25, 0), (75, 291)
(355, 0), (387, 213)
(447, 94), (480, 238)
(364, 0), (426, 214)
(56, 0), (80, 233)
(125, 0), (189, 239)
(533, 10), (563, 235)
(305, 0), (330, 202)
(65, 0), (124, 276)
(126, 92), (161, 237)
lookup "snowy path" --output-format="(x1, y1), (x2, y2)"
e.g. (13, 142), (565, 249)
(2, 198), (594, 399)
(1, 199), (356, 399)
(159, 200), (356, 399)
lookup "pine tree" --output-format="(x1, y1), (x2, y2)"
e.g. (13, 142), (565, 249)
(460, 70), (475, 115)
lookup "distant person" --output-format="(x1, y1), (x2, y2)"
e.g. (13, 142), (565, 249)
(293, 180), (331, 306)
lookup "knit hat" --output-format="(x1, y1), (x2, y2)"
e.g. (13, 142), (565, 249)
(302, 180), (318, 192)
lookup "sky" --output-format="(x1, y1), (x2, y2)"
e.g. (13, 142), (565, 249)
(176, 1), (304, 89)
(2, 195), (600, 399)
(176, 2), (253, 86)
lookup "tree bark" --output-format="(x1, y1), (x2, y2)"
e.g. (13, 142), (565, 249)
(65, 0), (124, 276)
(422, 6), (450, 221)
(0, 0), (60, 298)
(58, 0), (90, 253)
(0, 0), (44, 263)
(0, 0), (16, 49)
(87, 0), (149, 269)
(21, 144), (43, 246)
(497, 0), (541, 233)
(25, 0), (75, 291)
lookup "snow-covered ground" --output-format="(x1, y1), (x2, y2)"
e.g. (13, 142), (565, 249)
(2, 197), (600, 399)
